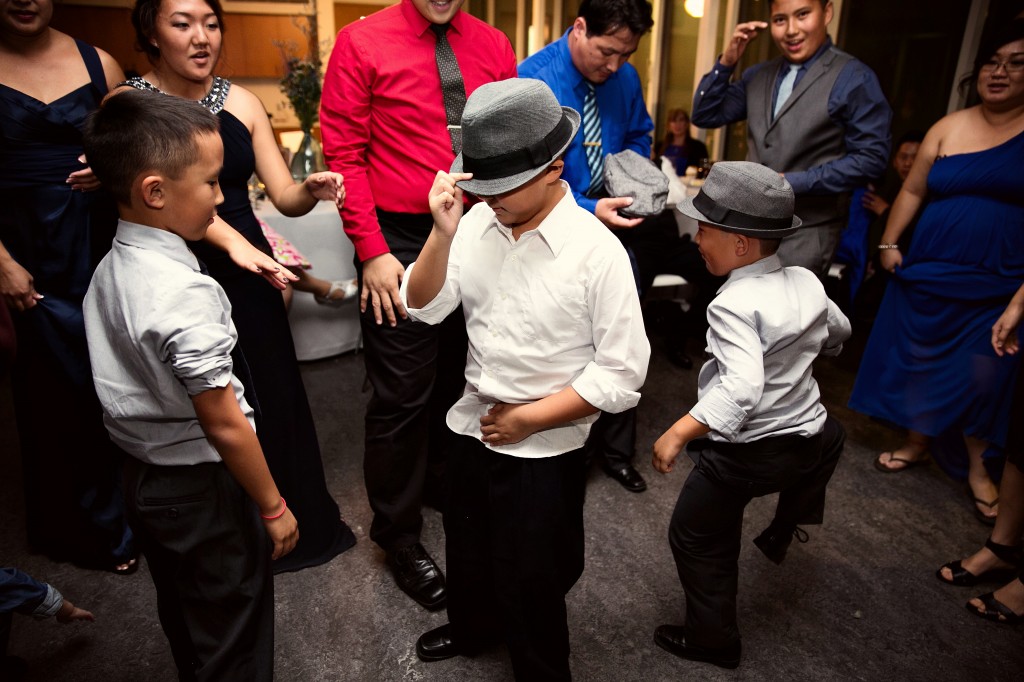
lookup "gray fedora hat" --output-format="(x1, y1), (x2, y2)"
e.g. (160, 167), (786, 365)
(678, 161), (802, 238)
(451, 78), (580, 196)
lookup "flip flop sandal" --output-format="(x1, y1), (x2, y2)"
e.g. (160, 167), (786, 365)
(966, 591), (1024, 624)
(967, 487), (999, 526)
(873, 451), (928, 473)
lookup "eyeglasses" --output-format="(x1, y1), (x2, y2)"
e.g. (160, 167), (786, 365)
(980, 57), (1024, 74)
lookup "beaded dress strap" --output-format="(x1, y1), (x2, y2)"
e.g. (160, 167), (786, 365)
(115, 76), (231, 114)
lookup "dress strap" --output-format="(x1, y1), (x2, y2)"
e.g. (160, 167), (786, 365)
(74, 39), (108, 96)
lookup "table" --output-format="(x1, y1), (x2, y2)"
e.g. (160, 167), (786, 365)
(255, 202), (361, 361)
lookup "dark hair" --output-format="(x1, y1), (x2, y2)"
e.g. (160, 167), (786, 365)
(577, 0), (653, 37)
(83, 89), (220, 204)
(757, 237), (782, 256)
(959, 18), (1024, 96)
(895, 129), (924, 149)
(658, 107), (690, 155)
(132, 0), (226, 64)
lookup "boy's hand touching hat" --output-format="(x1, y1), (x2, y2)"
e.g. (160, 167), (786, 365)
(429, 171), (472, 237)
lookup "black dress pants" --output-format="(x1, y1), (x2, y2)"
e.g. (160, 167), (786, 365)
(122, 458), (273, 682)
(445, 435), (586, 682)
(359, 211), (468, 552)
(668, 416), (845, 648)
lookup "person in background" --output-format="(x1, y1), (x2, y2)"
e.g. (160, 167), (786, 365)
(848, 21), (1024, 524)
(655, 108), (710, 176)
(691, 0), (891, 276)
(124, 0), (357, 573)
(0, 0), (136, 575)
(320, 0), (517, 610)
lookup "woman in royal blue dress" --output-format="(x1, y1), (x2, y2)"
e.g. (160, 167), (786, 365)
(121, 0), (357, 572)
(849, 21), (1024, 525)
(0, 0), (136, 573)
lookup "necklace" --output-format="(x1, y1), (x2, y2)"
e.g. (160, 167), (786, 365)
(118, 75), (230, 114)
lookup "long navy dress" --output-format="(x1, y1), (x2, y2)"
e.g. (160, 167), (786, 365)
(123, 77), (356, 572)
(849, 130), (1024, 477)
(0, 41), (133, 568)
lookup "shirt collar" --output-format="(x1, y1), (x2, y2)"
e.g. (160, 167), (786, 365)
(401, 0), (466, 38)
(113, 219), (202, 272)
(483, 181), (576, 257)
(720, 253), (782, 291)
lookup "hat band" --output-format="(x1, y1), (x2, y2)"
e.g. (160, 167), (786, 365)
(461, 115), (573, 182)
(692, 190), (791, 231)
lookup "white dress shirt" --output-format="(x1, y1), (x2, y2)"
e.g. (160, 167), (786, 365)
(400, 183), (650, 458)
(83, 220), (254, 466)
(689, 254), (850, 442)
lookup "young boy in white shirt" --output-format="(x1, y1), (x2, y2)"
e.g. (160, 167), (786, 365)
(81, 89), (297, 681)
(400, 78), (650, 681)
(651, 161), (850, 670)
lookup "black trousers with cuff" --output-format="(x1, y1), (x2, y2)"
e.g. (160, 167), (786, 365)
(445, 434), (586, 682)
(668, 416), (845, 649)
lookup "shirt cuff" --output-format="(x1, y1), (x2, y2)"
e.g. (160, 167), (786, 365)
(689, 392), (748, 440)
(399, 262), (456, 325)
(32, 584), (64, 619)
(571, 362), (642, 414)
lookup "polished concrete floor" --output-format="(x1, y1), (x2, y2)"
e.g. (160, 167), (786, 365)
(2, 331), (1022, 681)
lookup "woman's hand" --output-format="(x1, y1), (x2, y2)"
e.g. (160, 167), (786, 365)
(0, 256), (43, 311)
(226, 239), (297, 291)
(303, 171), (345, 208)
(66, 155), (102, 192)
(992, 285), (1024, 357)
(879, 247), (902, 273)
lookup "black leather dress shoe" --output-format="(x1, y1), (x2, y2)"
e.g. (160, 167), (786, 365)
(387, 543), (446, 610)
(604, 463), (647, 492)
(654, 624), (741, 669)
(753, 525), (808, 565)
(416, 624), (459, 662)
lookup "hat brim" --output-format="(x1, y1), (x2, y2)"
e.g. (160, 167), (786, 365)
(676, 195), (802, 238)
(451, 107), (581, 196)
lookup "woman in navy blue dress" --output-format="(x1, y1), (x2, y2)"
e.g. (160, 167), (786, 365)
(849, 22), (1024, 524)
(0, 0), (135, 572)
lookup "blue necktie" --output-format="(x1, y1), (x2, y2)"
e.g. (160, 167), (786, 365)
(583, 83), (604, 196)
(774, 63), (800, 119)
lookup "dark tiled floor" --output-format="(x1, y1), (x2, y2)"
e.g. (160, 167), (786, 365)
(2, 336), (1022, 681)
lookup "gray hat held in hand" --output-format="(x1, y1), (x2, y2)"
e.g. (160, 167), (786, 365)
(678, 161), (803, 238)
(603, 150), (669, 217)
(451, 78), (580, 197)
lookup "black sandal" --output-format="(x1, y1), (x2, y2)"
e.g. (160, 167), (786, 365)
(966, 590), (1024, 624)
(936, 538), (1022, 586)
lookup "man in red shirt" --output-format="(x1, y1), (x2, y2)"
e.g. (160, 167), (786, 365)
(320, 0), (516, 610)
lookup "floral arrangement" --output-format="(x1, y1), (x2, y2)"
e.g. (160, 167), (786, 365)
(279, 55), (322, 133)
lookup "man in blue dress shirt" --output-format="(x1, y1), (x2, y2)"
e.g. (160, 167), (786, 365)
(691, 0), (891, 275)
(520, 0), (657, 494)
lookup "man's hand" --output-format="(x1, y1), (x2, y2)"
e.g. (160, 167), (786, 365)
(721, 21), (769, 67)
(861, 186), (890, 216)
(303, 171), (346, 209)
(361, 252), (407, 326)
(652, 428), (686, 474)
(595, 197), (644, 230)
(262, 506), (299, 560)
(0, 256), (42, 311)
(480, 403), (538, 447)
(429, 171), (472, 238)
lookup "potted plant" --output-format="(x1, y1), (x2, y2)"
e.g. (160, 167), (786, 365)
(278, 31), (326, 181)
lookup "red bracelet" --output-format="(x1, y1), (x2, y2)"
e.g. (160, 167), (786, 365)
(261, 497), (287, 520)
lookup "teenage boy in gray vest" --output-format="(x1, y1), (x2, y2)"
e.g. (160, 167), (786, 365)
(400, 78), (650, 680)
(691, 0), (891, 276)
(651, 161), (849, 670)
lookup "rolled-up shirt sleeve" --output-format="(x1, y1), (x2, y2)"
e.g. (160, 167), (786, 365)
(0, 568), (62, 618)
(689, 301), (764, 439)
(821, 297), (852, 356)
(570, 249), (650, 414)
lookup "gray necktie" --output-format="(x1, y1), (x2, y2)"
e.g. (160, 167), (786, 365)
(774, 63), (800, 119)
(431, 23), (466, 155)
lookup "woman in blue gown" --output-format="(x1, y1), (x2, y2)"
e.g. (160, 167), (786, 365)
(122, 0), (357, 572)
(849, 22), (1024, 524)
(0, 0), (137, 572)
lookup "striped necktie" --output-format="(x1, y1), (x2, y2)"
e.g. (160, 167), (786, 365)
(583, 83), (604, 196)
(431, 23), (466, 154)
(773, 63), (800, 119)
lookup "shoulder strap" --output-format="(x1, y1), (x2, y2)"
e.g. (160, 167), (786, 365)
(74, 39), (108, 95)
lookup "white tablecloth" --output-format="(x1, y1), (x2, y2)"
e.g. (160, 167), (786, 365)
(255, 202), (361, 361)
